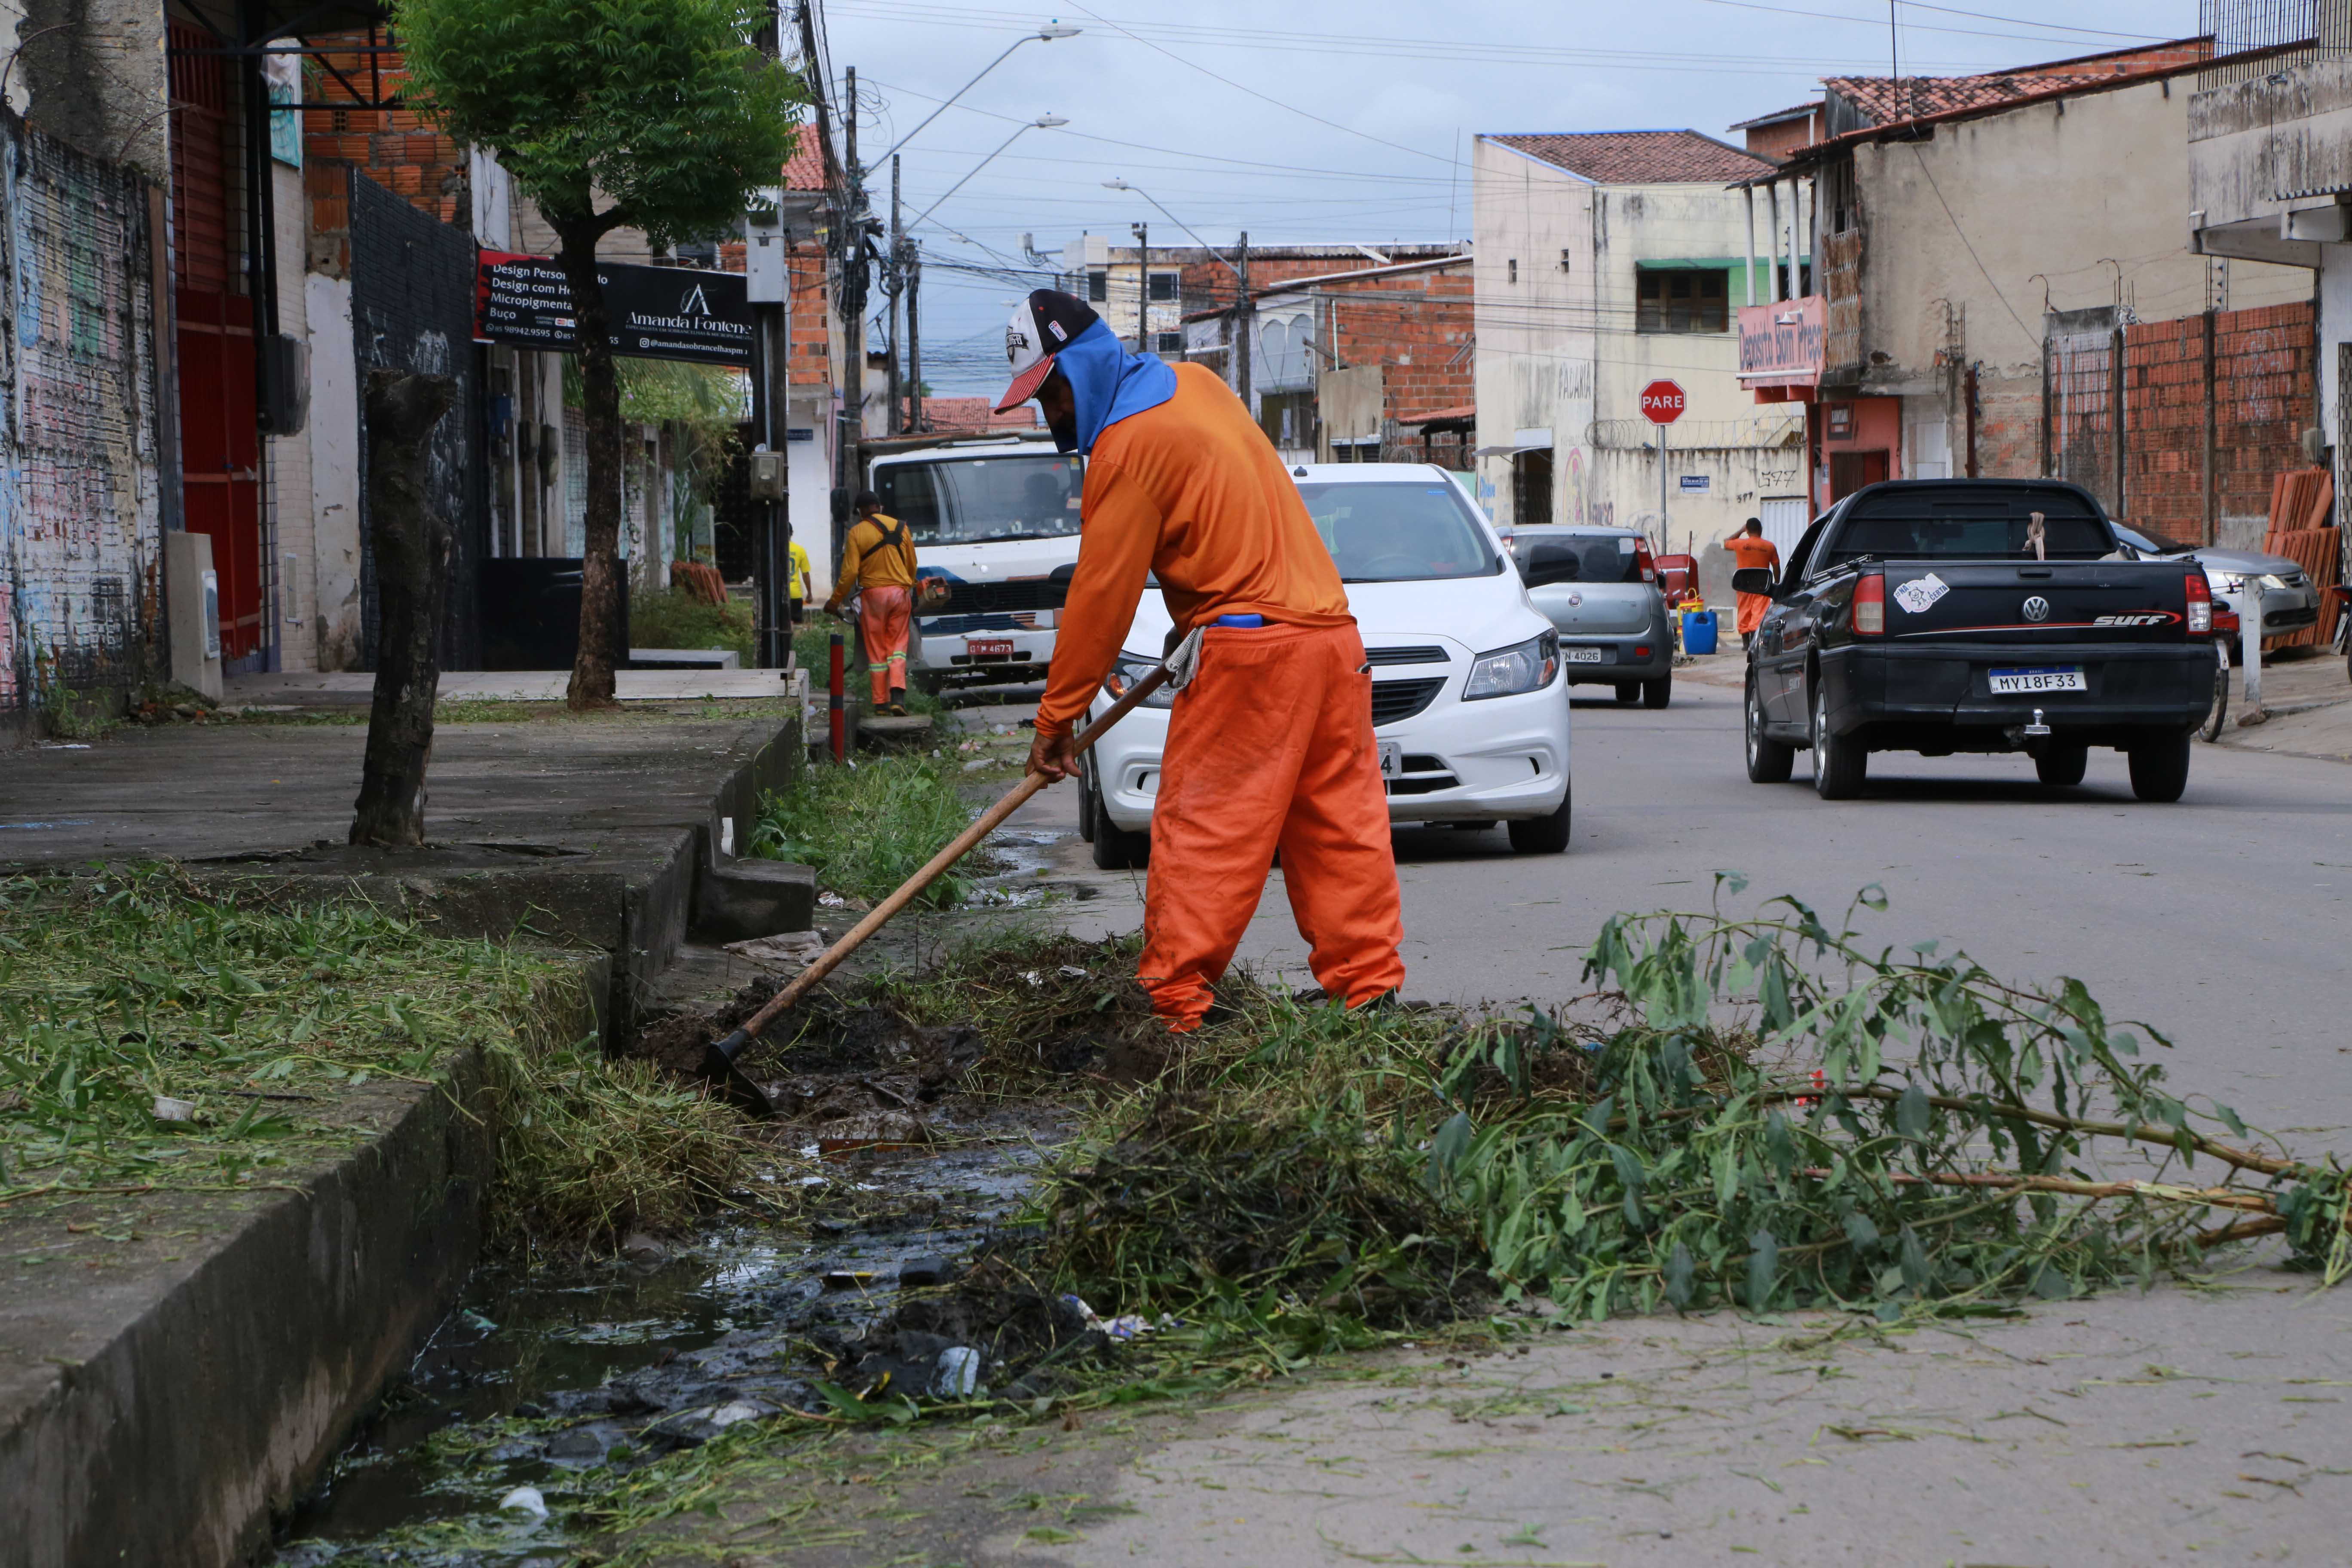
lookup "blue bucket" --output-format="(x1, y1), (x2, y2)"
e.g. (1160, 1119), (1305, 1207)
(1681, 609), (1718, 656)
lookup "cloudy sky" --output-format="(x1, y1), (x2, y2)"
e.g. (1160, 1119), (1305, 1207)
(814, 0), (2205, 395)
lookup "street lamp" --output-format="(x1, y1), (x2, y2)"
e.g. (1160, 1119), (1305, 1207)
(1102, 178), (1251, 398)
(906, 115), (1068, 231)
(867, 25), (1081, 172)
(1101, 178), (1242, 281)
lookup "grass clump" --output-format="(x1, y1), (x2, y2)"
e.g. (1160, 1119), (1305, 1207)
(749, 752), (980, 906)
(631, 585), (754, 663)
(0, 870), (748, 1246)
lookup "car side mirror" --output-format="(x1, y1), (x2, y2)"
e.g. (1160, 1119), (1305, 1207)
(1731, 567), (1778, 598)
(1521, 542), (1582, 588)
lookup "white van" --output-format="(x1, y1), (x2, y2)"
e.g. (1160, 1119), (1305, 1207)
(865, 437), (1084, 688)
(1076, 463), (1574, 864)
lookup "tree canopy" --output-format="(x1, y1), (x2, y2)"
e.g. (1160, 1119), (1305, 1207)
(395, 0), (805, 246)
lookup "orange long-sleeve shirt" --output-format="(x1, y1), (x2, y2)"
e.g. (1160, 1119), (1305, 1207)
(1035, 364), (1353, 738)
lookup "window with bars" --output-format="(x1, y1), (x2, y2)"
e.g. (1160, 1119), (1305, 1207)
(1637, 270), (1729, 334)
(1148, 271), (1178, 301)
(1155, 330), (1183, 354)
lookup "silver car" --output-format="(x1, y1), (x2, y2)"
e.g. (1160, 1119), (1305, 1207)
(2113, 524), (2321, 639)
(1503, 524), (1675, 708)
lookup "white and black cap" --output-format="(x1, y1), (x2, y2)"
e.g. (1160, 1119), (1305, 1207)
(995, 289), (1101, 412)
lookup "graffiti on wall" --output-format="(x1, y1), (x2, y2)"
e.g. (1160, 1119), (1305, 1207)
(0, 111), (164, 713)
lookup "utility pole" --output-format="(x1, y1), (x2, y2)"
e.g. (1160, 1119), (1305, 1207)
(1234, 230), (1251, 409)
(1130, 220), (1148, 352)
(837, 65), (868, 547)
(907, 244), (924, 433)
(886, 153), (903, 437)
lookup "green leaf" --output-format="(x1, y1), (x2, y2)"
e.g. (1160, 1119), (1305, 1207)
(1664, 1240), (1696, 1308)
(1898, 1225), (1930, 1294)
(1895, 1082), (1930, 1142)
(1746, 1229), (1779, 1311)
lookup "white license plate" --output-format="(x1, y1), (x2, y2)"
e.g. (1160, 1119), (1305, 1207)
(1989, 666), (2086, 695)
(1562, 646), (1605, 665)
(967, 638), (1016, 659)
(1378, 741), (1403, 778)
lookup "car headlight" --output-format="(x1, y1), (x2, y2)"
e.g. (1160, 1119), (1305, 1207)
(2258, 573), (2290, 592)
(1103, 652), (1176, 708)
(1464, 630), (1559, 701)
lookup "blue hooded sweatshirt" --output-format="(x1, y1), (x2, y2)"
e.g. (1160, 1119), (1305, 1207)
(1050, 318), (1178, 456)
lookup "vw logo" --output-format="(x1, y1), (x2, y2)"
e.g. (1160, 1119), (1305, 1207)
(2021, 595), (2051, 622)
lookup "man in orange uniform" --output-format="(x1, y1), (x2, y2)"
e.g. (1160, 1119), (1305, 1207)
(1725, 518), (1782, 650)
(825, 490), (917, 714)
(997, 289), (1404, 1031)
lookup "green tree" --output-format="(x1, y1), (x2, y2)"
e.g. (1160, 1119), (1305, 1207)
(395, 0), (802, 707)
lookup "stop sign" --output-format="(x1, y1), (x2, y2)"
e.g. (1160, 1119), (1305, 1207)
(1640, 379), (1687, 425)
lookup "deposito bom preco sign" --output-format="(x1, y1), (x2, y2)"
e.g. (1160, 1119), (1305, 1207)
(476, 251), (753, 369)
(1639, 379), (1686, 426)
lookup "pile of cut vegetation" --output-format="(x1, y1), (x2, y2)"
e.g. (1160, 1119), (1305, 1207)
(799, 884), (2352, 1412)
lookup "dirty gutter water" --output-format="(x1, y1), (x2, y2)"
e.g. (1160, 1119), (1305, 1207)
(270, 1133), (1052, 1567)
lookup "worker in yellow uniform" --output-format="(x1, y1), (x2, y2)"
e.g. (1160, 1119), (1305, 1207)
(787, 534), (812, 628)
(824, 490), (918, 715)
(1000, 288), (1405, 1032)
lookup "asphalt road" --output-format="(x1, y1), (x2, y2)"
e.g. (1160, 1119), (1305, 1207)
(1031, 658), (2352, 1136)
(975, 659), (2352, 1566)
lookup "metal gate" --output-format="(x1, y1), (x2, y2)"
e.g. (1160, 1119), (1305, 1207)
(2043, 306), (2125, 516)
(1758, 497), (1810, 560)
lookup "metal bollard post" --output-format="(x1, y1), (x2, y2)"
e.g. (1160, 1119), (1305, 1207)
(829, 630), (846, 762)
(2240, 585), (2263, 714)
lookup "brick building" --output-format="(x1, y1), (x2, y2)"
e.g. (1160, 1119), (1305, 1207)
(1736, 41), (2314, 552)
(1067, 243), (1472, 466)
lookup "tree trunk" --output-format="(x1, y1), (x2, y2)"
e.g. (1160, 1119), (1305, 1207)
(559, 233), (624, 710)
(350, 370), (458, 846)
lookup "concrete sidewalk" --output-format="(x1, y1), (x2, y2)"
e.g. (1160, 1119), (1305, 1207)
(226, 666), (798, 706)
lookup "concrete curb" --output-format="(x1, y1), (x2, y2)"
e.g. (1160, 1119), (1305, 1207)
(0, 957), (606, 1568)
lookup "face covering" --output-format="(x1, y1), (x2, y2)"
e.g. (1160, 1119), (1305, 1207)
(1047, 319), (1178, 456)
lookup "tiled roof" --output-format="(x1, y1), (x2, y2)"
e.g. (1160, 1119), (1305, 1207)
(914, 397), (1038, 434)
(1487, 130), (1774, 185)
(1824, 72), (2121, 125)
(1824, 38), (2212, 130)
(783, 123), (827, 192)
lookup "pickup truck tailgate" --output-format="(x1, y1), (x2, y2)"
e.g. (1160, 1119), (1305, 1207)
(1881, 563), (2195, 645)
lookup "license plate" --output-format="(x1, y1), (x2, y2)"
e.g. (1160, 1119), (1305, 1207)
(1378, 741), (1403, 778)
(1562, 646), (1605, 664)
(1989, 666), (2086, 695)
(968, 638), (1016, 659)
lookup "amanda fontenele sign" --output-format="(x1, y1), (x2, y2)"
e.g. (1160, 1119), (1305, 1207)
(476, 251), (753, 368)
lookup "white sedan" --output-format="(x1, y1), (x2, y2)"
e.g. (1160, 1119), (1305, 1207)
(1075, 464), (1573, 866)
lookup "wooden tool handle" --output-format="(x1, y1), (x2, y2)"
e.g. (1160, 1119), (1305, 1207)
(732, 661), (1174, 1042)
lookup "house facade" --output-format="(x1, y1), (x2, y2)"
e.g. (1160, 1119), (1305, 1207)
(1471, 129), (1794, 559)
(1752, 40), (2311, 557)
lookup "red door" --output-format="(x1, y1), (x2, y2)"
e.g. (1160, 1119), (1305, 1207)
(169, 24), (266, 662)
(1829, 450), (1890, 502)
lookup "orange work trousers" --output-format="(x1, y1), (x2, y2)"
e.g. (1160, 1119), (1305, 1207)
(1138, 619), (1405, 1029)
(859, 584), (913, 704)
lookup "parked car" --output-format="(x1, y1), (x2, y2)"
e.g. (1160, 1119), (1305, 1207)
(1503, 524), (1674, 707)
(1078, 464), (1573, 864)
(1738, 480), (2218, 802)
(2110, 523), (2321, 640)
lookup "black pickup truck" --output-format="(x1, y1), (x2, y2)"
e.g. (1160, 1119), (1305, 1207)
(1735, 480), (2216, 802)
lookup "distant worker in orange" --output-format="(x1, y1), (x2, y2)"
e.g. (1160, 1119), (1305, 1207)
(998, 289), (1404, 1032)
(825, 490), (917, 716)
(1726, 518), (1781, 650)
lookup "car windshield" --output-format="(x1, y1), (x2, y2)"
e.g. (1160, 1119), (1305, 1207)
(2115, 523), (2196, 554)
(1295, 481), (1501, 582)
(1823, 493), (2114, 567)
(1508, 532), (1646, 585)
(873, 453), (1083, 546)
